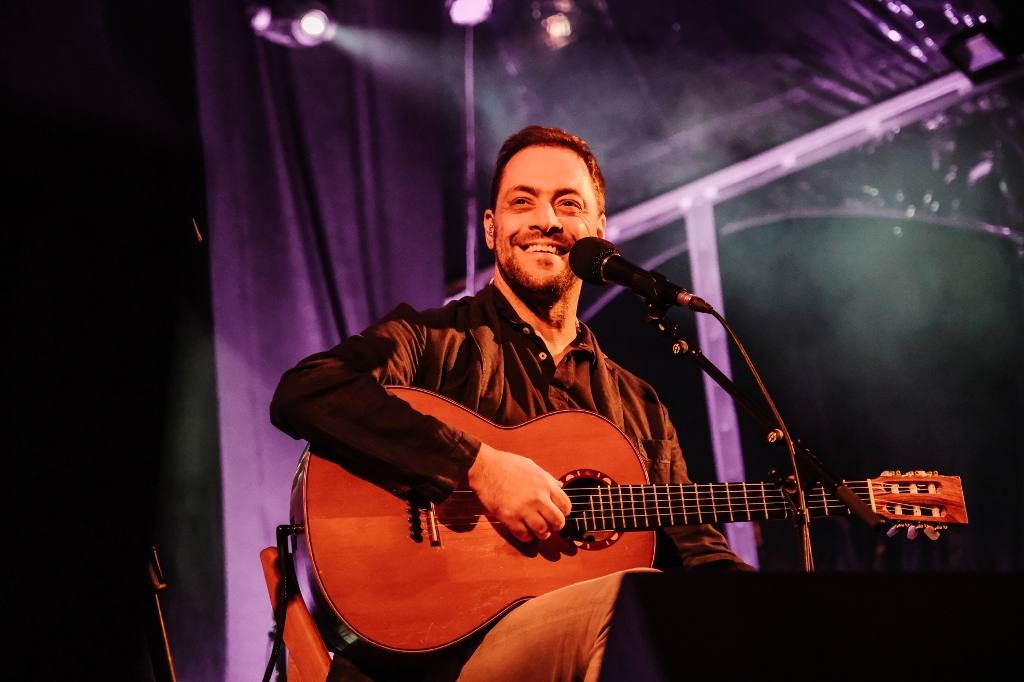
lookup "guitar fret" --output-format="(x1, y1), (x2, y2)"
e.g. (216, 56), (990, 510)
(725, 483), (734, 522)
(618, 485), (627, 530)
(611, 485), (620, 530)
(609, 486), (618, 530)
(761, 481), (768, 521)
(616, 486), (625, 529)
(626, 485), (634, 530)
(639, 486), (647, 529)
(601, 486), (611, 531)
(626, 485), (634, 528)
(618, 485), (626, 528)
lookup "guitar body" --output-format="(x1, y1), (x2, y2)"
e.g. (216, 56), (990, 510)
(291, 386), (655, 662)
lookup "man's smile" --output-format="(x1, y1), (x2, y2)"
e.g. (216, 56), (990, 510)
(519, 242), (569, 256)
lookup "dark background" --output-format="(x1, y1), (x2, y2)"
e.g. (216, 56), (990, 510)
(3, 1), (1022, 681)
(2, 1), (221, 679)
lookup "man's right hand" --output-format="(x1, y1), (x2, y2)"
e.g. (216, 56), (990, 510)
(467, 443), (573, 542)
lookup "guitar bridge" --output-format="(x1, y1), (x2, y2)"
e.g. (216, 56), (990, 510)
(407, 496), (442, 546)
(426, 502), (442, 547)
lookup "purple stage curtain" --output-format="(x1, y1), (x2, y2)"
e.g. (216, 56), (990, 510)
(191, 1), (447, 679)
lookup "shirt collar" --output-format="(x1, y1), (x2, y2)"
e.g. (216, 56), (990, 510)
(490, 286), (596, 359)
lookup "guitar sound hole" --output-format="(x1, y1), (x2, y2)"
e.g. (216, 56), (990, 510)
(559, 469), (621, 551)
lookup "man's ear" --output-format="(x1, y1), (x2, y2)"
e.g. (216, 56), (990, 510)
(595, 214), (606, 240)
(483, 209), (496, 250)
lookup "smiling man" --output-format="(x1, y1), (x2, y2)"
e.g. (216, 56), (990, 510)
(271, 126), (750, 682)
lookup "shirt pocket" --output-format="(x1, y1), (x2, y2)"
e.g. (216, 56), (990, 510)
(639, 439), (675, 484)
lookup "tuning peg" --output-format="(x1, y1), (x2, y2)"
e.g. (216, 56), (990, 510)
(923, 526), (940, 540)
(906, 525), (919, 540)
(886, 525), (901, 537)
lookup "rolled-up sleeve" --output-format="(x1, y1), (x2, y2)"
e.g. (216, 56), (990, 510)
(270, 304), (481, 503)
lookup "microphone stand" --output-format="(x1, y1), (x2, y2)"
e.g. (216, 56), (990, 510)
(641, 299), (886, 572)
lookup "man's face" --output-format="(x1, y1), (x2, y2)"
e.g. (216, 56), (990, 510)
(485, 145), (606, 303)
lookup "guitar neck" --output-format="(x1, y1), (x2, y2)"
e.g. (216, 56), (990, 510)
(567, 481), (868, 532)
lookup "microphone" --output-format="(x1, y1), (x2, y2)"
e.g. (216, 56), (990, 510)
(569, 237), (714, 313)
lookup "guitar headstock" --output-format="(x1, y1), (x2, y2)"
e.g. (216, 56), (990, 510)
(868, 471), (968, 539)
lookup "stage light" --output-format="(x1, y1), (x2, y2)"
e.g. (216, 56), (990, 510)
(542, 12), (572, 50)
(249, 4), (336, 48)
(299, 11), (328, 39)
(293, 8), (335, 46)
(942, 27), (1017, 84)
(251, 7), (272, 32)
(449, 0), (492, 27)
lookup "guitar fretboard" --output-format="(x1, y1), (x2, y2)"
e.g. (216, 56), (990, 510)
(565, 481), (866, 533)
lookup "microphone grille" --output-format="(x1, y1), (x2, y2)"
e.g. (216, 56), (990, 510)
(569, 237), (620, 285)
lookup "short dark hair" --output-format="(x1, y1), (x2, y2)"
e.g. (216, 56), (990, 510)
(488, 126), (606, 215)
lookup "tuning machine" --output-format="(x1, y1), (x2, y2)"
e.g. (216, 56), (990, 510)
(886, 522), (946, 540)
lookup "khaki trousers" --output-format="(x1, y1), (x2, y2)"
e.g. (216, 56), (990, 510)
(432, 568), (658, 682)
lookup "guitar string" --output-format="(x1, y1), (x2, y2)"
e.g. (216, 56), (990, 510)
(413, 505), (936, 530)
(438, 486), (907, 519)
(442, 483), (876, 499)
(439, 487), (876, 512)
(411, 503), (937, 532)
(405, 501), (943, 534)
(411, 491), (939, 526)
(403, 508), (843, 534)
(427, 484), (937, 526)
(442, 487), (878, 505)
(408, 503), (853, 530)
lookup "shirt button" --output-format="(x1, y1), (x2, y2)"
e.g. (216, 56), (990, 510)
(538, 351), (548, 361)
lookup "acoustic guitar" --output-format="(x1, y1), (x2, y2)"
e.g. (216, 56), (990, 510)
(289, 386), (968, 663)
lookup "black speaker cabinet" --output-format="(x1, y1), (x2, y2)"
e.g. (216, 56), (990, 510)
(599, 572), (1022, 681)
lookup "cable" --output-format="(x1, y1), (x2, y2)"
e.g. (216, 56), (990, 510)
(709, 310), (814, 571)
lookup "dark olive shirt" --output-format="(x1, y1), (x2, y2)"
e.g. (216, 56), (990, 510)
(270, 284), (748, 570)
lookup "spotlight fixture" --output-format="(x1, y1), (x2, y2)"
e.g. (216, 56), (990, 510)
(249, 4), (336, 48)
(293, 9), (335, 46)
(542, 12), (573, 50)
(530, 1), (579, 51)
(942, 26), (1019, 84)
(448, 0), (492, 27)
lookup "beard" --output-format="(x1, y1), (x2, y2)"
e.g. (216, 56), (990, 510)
(494, 236), (578, 309)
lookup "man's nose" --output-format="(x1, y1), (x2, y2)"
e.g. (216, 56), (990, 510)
(533, 202), (562, 234)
